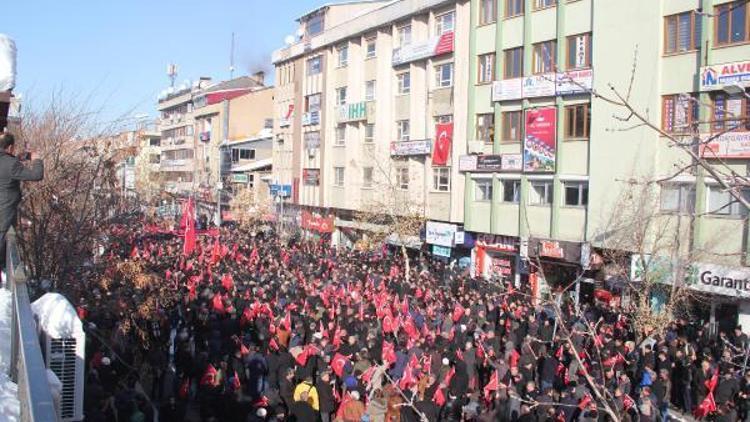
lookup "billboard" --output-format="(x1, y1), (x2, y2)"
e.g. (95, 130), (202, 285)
(390, 140), (431, 156)
(700, 60), (750, 91)
(523, 108), (557, 172)
(700, 132), (750, 159)
(392, 32), (454, 66)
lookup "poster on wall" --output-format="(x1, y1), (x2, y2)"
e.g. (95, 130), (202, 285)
(523, 107), (557, 172)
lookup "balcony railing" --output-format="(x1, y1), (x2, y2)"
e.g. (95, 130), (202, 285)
(4, 227), (59, 422)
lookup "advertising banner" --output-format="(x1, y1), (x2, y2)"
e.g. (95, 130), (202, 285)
(522, 74), (556, 98)
(523, 107), (557, 172)
(458, 154), (523, 172)
(302, 168), (320, 186)
(556, 69), (593, 95)
(390, 140), (432, 156)
(700, 132), (750, 159)
(501, 154), (523, 171)
(392, 32), (454, 66)
(700, 60), (750, 91)
(337, 102), (368, 123)
(432, 245), (452, 258)
(458, 155), (477, 171)
(492, 79), (523, 101)
(425, 221), (457, 247)
(279, 104), (294, 127)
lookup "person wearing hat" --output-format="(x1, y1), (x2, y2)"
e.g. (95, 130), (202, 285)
(316, 371), (336, 422)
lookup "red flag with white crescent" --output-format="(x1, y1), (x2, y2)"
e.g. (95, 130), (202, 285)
(432, 122), (453, 166)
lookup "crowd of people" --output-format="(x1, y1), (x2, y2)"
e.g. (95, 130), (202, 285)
(72, 214), (750, 422)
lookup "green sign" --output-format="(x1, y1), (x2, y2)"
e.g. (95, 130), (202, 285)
(337, 102), (367, 123)
(432, 245), (452, 258)
(232, 173), (249, 183)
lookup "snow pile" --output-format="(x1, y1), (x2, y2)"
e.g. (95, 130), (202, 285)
(0, 288), (20, 421)
(0, 35), (17, 92)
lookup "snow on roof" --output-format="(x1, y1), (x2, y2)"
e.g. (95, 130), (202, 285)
(31, 293), (83, 338)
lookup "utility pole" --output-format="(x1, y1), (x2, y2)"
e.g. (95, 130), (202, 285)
(216, 99), (230, 226)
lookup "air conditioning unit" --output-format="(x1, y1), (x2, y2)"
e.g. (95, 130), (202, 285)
(467, 141), (484, 154)
(32, 293), (86, 422)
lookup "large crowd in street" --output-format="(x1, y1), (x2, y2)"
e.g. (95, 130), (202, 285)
(73, 212), (750, 422)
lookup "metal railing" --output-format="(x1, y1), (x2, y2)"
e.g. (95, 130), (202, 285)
(5, 227), (58, 422)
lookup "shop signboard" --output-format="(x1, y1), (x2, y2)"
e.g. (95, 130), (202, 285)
(302, 111), (320, 126)
(501, 154), (523, 171)
(524, 107), (557, 172)
(231, 173), (249, 184)
(476, 234), (516, 252)
(556, 69), (593, 95)
(302, 168), (320, 186)
(539, 240), (564, 259)
(492, 78), (523, 101)
(432, 244), (452, 258)
(630, 255), (750, 299)
(699, 60), (750, 91)
(337, 101), (368, 123)
(489, 255), (514, 276)
(392, 31), (454, 66)
(301, 211), (334, 233)
(279, 104), (294, 127)
(458, 155), (477, 171)
(522, 74), (556, 98)
(454, 231), (465, 245)
(425, 221), (457, 247)
(700, 132), (750, 159)
(390, 139), (432, 156)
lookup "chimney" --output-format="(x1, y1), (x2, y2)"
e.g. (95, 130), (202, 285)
(252, 71), (265, 86)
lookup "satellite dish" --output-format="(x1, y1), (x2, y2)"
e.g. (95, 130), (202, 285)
(296, 28), (305, 39)
(285, 35), (295, 45)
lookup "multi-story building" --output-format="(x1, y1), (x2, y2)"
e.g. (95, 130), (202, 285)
(460, 0), (750, 330)
(157, 84), (203, 195)
(273, 0), (472, 246)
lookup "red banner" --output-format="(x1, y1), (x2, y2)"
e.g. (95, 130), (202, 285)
(301, 211), (334, 233)
(523, 107), (557, 172)
(432, 123), (453, 166)
(435, 32), (455, 56)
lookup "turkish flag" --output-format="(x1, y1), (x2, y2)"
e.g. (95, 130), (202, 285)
(452, 304), (464, 322)
(331, 353), (349, 377)
(221, 274), (234, 291)
(382, 341), (397, 365)
(182, 198), (196, 256)
(433, 387), (446, 406)
(398, 356), (418, 390)
(483, 370), (499, 400)
(200, 364), (218, 387)
(432, 122), (453, 166)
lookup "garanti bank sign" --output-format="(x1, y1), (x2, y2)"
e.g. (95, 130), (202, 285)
(630, 254), (750, 299)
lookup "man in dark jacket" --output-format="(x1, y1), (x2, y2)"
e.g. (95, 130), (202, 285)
(0, 132), (43, 274)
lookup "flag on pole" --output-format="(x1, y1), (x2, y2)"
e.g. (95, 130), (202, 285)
(182, 198), (196, 256)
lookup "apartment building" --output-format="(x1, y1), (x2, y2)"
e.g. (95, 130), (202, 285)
(461, 0), (750, 330)
(272, 0), (472, 246)
(157, 85), (203, 195)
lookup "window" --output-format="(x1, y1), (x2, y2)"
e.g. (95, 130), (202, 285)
(480, 0), (497, 25)
(398, 24), (412, 47)
(435, 62), (454, 88)
(707, 185), (749, 216)
(712, 90), (750, 132)
(565, 104), (590, 140)
(336, 87), (348, 106)
(335, 125), (346, 146)
(533, 41), (557, 74)
(364, 124), (375, 142)
(433, 167), (451, 192)
(397, 72), (411, 94)
(149, 138), (161, 147)
(365, 37), (377, 59)
(365, 80), (376, 101)
(304, 131), (321, 149)
(306, 14), (325, 37)
(231, 148), (256, 162)
(307, 56), (322, 75)
(506, 0), (524, 17)
(535, 0), (556, 9)
(502, 111), (522, 142)
(397, 120), (410, 141)
(248, 174), (255, 189)
(149, 154), (160, 164)
(662, 94), (699, 133)
(436, 11), (455, 35)
(337, 44), (349, 67)
(476, 114), (495, 144)
(529, 181), (553, 205)
(363, 167), (374, 187)
(664, 11), (702, 54)
(567, 33), (592, 69)
(715, 1), (749, 46)
(502, 180), (521, 203)
(305, 93), (321, 112)
(435, 115), (453, 124)
(478, 53), (496, 83)
(334, 167), (345, 186)
(660, 183), (695, 214)
(396, 167), (410, 190)
(564, 182), (588, 206)
(475, 180), (493, 201)
(504, 47), (524, 79)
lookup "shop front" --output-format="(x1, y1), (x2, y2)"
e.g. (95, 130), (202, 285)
(425, 221), (472, 262)
(472, 234), (520, 284)
(300, 209), (334, 242)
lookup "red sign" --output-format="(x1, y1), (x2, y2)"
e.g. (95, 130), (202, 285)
(285, 104), (294, 119)
(435, 32), (455, 56)
(523, 108), (557, 172)
(476, 234), (516, 252)
(540, 240), (564, 259)
(432, 123), (453, 165)
(301, 211), (334, 233)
